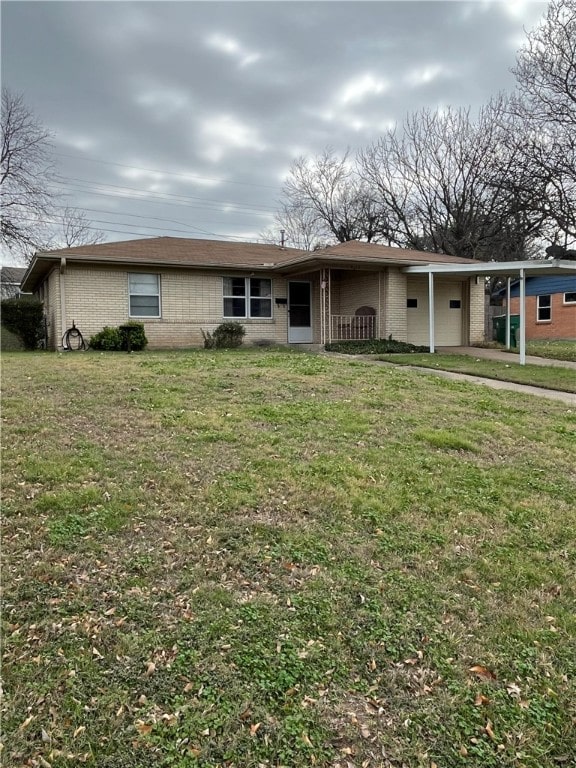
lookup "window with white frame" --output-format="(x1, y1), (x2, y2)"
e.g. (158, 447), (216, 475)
(129, 273), (161, 317)
(536, 294), (551, 322)
(564, 292), (576, 304)
(223, 277), (272, 318)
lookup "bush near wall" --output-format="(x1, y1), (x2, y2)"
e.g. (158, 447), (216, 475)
(0, 298), (44, 350)
(90, 322), (148, 351)
(202, 322), (246, 349)
(325, 339), (429, 354)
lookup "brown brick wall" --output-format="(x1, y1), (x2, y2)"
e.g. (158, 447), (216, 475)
(508, 294), (576, 340)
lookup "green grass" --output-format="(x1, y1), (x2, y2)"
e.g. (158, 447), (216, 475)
(378, 353), (576, 393)
(519, 340), (576, 363)
(2, 348), (576, 767)
(482, 340), (576, 362)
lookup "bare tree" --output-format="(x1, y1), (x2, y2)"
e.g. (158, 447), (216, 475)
(509, 0), (576, 242)
(281, 148), (391, 245)
(1, 87), (55, 259)
(512, 0), (576, 127)
(54, 206), (105, 248)
(359, 101), (544, 262)
(260, 201), (327, 250)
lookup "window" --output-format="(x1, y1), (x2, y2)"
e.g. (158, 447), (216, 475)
(129, 273), (160, 317)
(564, 292), (576, 304)
(536, 294), (551, 322)
(449, 300), (461, 309)
(223, 277), (272, 318)
(407, 298), (418, 308)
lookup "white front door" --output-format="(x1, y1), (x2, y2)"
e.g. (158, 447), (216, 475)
(288, 281), (313, 343)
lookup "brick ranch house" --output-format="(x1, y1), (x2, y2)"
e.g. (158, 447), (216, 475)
(20, 237), (489, 350)
(499, 274), (576, 340)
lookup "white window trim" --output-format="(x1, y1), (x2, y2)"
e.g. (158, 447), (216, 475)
(563, 292), (576, 305)
(223, 277), (273, 319)
(128, 273), (161, 319)
(536, 294), (552, 323)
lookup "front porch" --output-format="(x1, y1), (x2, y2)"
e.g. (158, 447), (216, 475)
(317, 267), (384, 345)
(328, 312), (377, 341)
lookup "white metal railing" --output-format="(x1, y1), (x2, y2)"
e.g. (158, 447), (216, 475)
(330, 314), (376, 341)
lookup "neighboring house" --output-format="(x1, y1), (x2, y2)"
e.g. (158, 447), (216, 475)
(499, 274), (576, 340)
(0, 266), (27, 299)
(20, 237), (487, 350)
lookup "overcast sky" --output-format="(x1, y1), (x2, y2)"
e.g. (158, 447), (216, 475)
(1, 0), (548, 262)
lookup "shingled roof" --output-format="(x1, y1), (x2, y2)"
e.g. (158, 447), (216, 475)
(37, 237), (305, 267)
(21, 236), (480, 291)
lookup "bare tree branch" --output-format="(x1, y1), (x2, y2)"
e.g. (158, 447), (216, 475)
(53, 206), (106, 248)
(1, 87), (55, 259)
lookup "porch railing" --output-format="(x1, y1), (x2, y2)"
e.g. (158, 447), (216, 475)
(330, 314), (376, 341)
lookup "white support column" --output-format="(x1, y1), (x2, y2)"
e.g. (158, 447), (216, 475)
(428, 271), (435, 353)
(505, 277), (511, 349)
(519, 268), (526, 365)
(328, 268), (332, 344)
(378, 271), (382, 339)
(320, 269), (325, 346)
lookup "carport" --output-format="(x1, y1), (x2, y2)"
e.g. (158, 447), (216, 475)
(404, 259), (576, 365)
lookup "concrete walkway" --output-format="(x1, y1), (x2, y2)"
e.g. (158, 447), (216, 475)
(437, 346), (576, 370)
(324, 352), (576, 406)
(403, 365), (576, 405)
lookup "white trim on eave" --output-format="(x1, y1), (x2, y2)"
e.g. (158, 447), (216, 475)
(404, 259), (576, 276)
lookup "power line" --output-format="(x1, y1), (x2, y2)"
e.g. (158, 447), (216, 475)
(51, 173), (280, 213)
(53, 204), (248, 235)
(49, 192), (273, 237)
(15, 213), (259, 242)
(49, 181), (275, 221)
(53, 151), (283, 191)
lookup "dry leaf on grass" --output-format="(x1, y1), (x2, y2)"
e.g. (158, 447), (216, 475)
(469, 664), (496, 680)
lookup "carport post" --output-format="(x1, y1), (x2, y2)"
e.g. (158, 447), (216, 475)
(505, 277), (511, 349)
(428, 271), (435, 353)
(519, 268), (526, 365)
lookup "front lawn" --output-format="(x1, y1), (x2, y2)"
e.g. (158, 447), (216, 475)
(517, 340), (576, 363)
(3, 349), (575, 768)
(378, 353), (576, 393)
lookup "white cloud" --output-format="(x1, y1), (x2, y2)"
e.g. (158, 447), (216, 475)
(200, 115), (267, 162)
(338, 73), (390, 106)
(136, 88), (191, 115)
(206, 32), (261, 67)
(117, 167), (171, 194)
(500, 1), (533, 20)
(405, 64), (449, 88)
(54, 130), (98, 152)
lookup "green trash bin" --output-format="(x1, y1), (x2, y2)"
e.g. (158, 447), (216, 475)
(509, 315), (520, 348)
(492, 315), (506, 344)
(493, 315), (520, 346)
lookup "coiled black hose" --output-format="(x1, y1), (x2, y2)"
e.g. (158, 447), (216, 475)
(62, 322), (86, 351)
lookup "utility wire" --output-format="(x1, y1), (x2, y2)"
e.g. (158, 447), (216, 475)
(52, 151), (283, 191)
(14, 213), (261, 242)
(51, 174), (279, 213)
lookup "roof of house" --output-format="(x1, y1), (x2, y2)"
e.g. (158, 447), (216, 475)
(20, 236), (481, 291)
(498, 273), (576, 297)
(316, 240), (476, 264)
(35, 237), (306, 266)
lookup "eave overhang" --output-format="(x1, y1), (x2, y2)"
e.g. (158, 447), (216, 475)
(403, 259), (576, 278)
